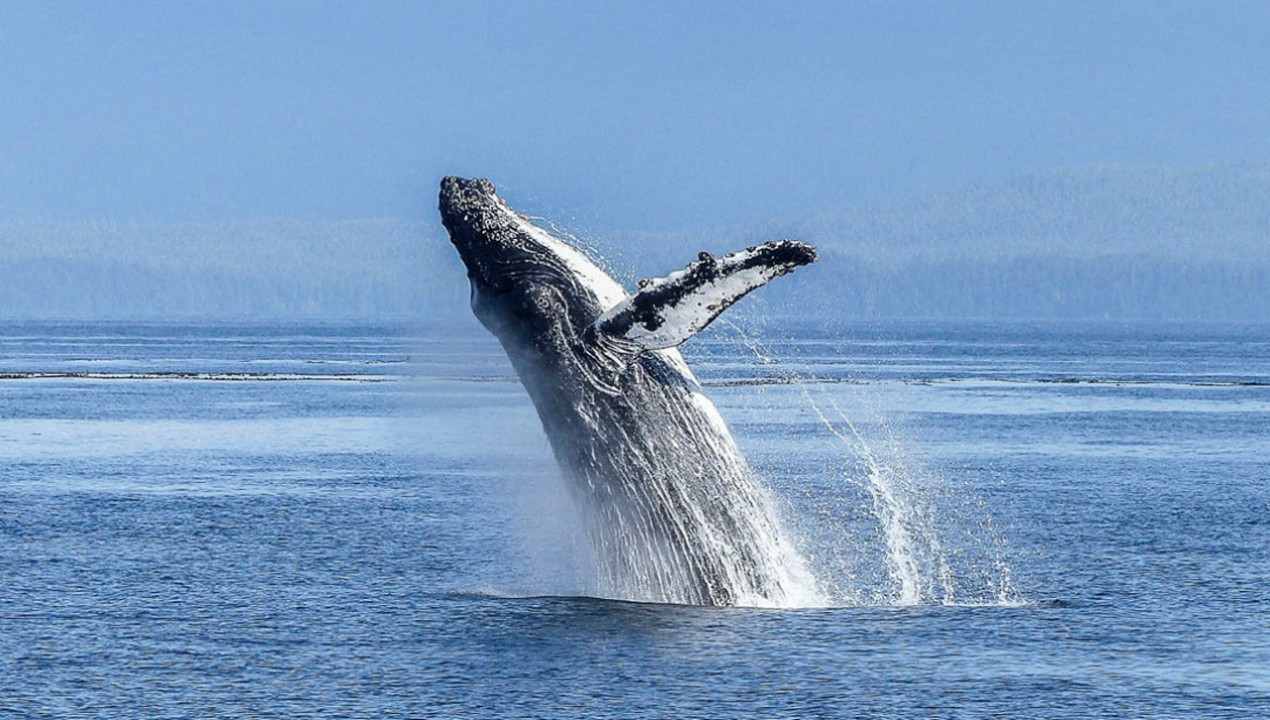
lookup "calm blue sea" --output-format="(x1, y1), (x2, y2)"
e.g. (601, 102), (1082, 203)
(1, 319), (1267, 718)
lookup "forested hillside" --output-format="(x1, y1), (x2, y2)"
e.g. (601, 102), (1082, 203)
(3, 166), (1267, 320)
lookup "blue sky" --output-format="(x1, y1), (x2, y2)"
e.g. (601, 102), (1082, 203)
(2, 0), (1268, 230)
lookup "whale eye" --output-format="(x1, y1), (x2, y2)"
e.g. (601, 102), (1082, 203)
(491, 276), (514, 294)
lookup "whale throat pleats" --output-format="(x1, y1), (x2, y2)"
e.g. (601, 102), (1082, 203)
(592, 240), (817, 351)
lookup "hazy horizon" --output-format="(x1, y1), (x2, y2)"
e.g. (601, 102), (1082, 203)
(3, 163), (1268, 321)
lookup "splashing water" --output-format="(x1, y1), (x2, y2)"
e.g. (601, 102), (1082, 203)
(559, 367), (825, 608)
(719, 318), (1021, 607)
(806, 394), (925, 604)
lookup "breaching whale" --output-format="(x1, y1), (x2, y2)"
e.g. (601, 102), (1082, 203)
(438, 176), (820, 606)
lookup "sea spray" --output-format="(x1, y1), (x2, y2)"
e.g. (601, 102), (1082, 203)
(716, 318), (1020, 606)
(564, 382), (826, 607)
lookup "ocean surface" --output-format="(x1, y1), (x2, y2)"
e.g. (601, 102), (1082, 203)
(1, 319), (1267, 718)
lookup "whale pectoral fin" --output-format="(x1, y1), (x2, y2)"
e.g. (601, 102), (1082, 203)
(591, 240), (817, 351)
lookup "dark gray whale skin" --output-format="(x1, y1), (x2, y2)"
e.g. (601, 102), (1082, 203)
(438, 176), (817, 606)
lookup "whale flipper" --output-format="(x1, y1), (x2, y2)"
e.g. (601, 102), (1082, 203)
(593, 240), (817, 351)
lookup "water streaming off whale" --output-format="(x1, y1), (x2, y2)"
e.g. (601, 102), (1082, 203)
(541, 353), (823, 607)
(709, 319), (1022, 608)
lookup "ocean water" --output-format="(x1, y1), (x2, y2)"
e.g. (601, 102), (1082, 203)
(1, 319), (1267, 718)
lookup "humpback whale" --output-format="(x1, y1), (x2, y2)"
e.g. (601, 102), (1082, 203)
(438, 176), (819, 606)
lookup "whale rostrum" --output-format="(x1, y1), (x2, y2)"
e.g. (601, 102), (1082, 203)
(438, 175), (821, 606)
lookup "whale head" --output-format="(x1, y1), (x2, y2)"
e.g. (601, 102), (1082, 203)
(438, 176), (627, 365)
